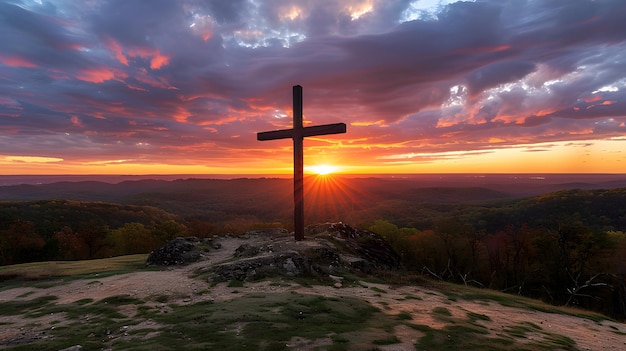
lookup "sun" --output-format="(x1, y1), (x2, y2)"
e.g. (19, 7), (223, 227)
(309, 164), (339, 175)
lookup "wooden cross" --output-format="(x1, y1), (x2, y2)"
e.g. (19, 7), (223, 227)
(257, 85), (346, 241)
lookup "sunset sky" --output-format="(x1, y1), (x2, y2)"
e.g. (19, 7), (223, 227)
(1, 0), (625, 175)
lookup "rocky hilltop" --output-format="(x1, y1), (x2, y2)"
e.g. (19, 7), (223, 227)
(1, 223), (625, 351)
(147, 223), (401, 284)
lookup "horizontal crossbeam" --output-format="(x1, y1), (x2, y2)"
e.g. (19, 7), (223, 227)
(257, 122), (346, 141)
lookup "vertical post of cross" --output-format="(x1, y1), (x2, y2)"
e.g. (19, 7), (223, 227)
(293, 85), (305, 241)
(257, 85), (346, 241)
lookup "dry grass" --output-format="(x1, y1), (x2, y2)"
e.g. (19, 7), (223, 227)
(0, 254), (147, 281)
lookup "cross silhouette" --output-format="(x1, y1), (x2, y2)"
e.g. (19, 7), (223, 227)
(257, 85), (347, 241)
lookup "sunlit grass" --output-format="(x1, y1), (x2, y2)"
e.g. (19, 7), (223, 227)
(0, 254), (148, 281)
(433, 280), (610, 323)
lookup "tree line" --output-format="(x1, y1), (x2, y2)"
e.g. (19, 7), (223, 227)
(0, 200), (190, 264)
(0, 199), (284, 265)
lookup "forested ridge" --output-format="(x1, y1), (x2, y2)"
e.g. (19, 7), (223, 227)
(0, 200), (182, 264)
(372, 188), (626, 319)
(1, 183), (625, 319)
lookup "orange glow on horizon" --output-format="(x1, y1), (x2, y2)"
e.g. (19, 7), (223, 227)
(0, 138), (623, 175)
(308, 164), (340, 175)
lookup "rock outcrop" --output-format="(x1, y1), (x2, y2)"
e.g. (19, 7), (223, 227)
(147, 223), (401, 283)
(307, 222), (401, 271)
(146, 237), (203, 266)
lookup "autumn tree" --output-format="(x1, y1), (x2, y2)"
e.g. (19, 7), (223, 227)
(483, 224), (537, 292)
(433, 218), (481, 283)
(77, 223), (111, 258)
(54, 226), (89, 260)
(0, 220), (45, 264)
(186, 218), (215, 238)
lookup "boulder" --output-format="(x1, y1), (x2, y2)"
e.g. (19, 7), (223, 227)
(309, 222), (402, 271)
(146, 237), (201, 266)
(58, 346), (83, 351)
(210, 251), (308, 281)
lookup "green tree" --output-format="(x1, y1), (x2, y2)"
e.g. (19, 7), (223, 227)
(369, 220), (419, 268)
(152, 220), (189, 244)
(404, 229), (444, 274)
(108, 223), (158, 256)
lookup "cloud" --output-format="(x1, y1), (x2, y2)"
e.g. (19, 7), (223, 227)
(0, 0), (625, 172)
(467, 61), (537, 97)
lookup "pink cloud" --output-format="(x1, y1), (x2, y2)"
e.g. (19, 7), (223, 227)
(0, 97), (19, 106)
(149, 52), (169, 70)
(105, 38), (170, 70)
(76, 67), (118, 83)
(0, 55), (38, 68)
(70, 116), (84, 128)
(105, 37), (129, 66)
(134, 68), (177, 89)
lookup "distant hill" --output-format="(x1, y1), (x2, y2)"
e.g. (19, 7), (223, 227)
(465, 187), (626, 233)
(1, 175), (625, 227)
(0, 177), (509, 223)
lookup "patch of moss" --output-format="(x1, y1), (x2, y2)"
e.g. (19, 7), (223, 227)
(227, 280), (244, 287)
(373, 335), (401, 345)
(0, 295), (58, 316)
(75, 298), (94, 305)
(118, 293), (396, 350)
(467, 311), (491, 322)
(370, 286), (387, 294)
(432, 306), (452, 316)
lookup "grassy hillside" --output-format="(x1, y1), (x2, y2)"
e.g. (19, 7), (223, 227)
(1, 253), (624, 351)
(0, 254), (147, 282)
